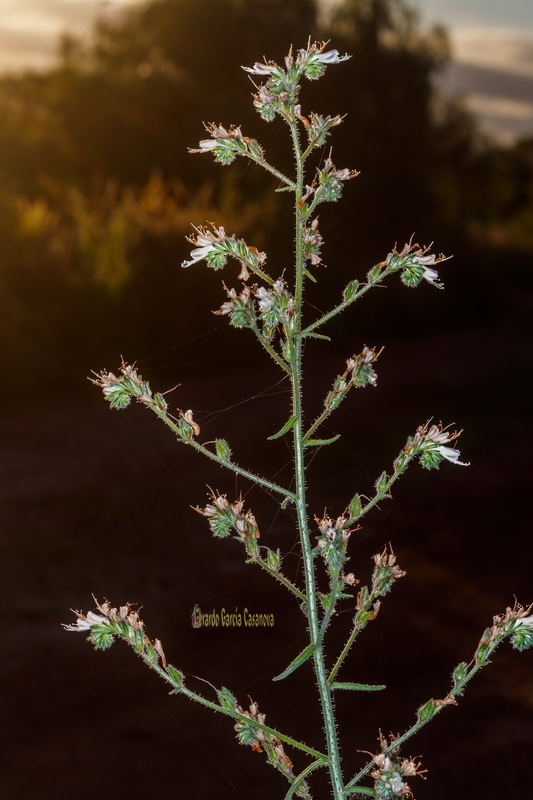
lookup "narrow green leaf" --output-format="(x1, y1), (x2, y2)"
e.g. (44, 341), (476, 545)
(268, 415), (296, 440)
(275, 185), (293, 192)
(331, 682), (386, 692)
(304, 434), (340, 447)
(273, 643), (318, 681)
(304, 269), (317, 283)
(302, 331), (331, 341)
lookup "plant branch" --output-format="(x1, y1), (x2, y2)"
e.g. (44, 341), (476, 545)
(148, 403), (297, 502)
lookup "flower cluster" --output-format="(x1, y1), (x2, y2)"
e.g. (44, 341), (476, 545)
(307, 156), (358, 206)
(404, 421), (469, 469)
(302, 218), (324, 266)
(243, 42), (350, 122)
(486, 603), (533, 654)
(189, 122), (264, 165)
(352, 549), (405, 632)
(233, 698), (312, 799)
(324, 346), (380, 413)
(371, 548), (406, 596)
(255, 278), (295, 340)
(296, 109), (344, 149)
(91, 362), (168, 411)
(316, 513), (354, 582)
(216, 283), (254, 329)
(379, 242), (449, 289)
(370, 735), (424, 800)
(197, 493), (260, 555)
(216, 278), (295, 341)
(63, 599), (167, 666)
(181, 223), (267, 280)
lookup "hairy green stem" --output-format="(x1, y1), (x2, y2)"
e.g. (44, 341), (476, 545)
(302, 269), (395, 337)
(289, 116), (345, 800)
(344, 636), (503, 791)
(146, 660), (328, 761)
(148, 404), (296, 502)
(251, 554), (306, 602)
(283, 758), (328, 800)
(247, 151), (297, 191)
(250, 318), (291, 374)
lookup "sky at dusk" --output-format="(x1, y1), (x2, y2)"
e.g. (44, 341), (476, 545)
(0, 0), (531, 143)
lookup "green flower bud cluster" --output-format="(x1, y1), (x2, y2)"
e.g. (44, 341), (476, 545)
(316, 514), (351, 581)
(324, 346), (380, 413)
(182, 223), (267, 280)
(217, 284), (254, 329)
(91, 362), (168, 411)
(255, 279), (295, 340)
(313, 158), (355, 204)
(298, 110), (344, 149)
(189, 123), (264, 165)
(371, 737), (421, 800)
(404, 421), (469, 469)
(302, 218), (324, 266)
(243, 43), (349, 124)
(234, 698), (311, 800)
(198, 493), (260, 554)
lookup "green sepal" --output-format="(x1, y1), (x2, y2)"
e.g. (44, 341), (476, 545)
(417, 698), (438, 722)
(268, 415), (296, 440)
(166, 665), (184, 690)
(375, 471), (389, 494)
(510, 625), (533, 651)
(266, 548), (281, 571)
(272, 643), (318, 681)
(304, 434), (340, 447)
(330, 682), (386, 692)
(452, 661), (468, 688)
(343, 279), (360, 302)
(349, 494), (362, 519)
(217, 686), (237, 710)
(215, 438), (232, 461)
(87, 625), (114, 651)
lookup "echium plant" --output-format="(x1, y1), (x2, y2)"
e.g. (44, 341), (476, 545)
(65, 42), (533, 799)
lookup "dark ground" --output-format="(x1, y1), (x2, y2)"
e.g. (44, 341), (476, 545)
(2, 276), (533, 799)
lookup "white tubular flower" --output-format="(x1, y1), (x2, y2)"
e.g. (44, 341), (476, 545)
(255, 286), (274, 313)
(435, 445), (470, 466)
(194, 139), (218, 152)
(242, 61), (277, 75)
(63, 610), (109, 632)
(309, 49), (350, 65)
(181, 225), (226, 269)
(513, 614), (533, 629)
(181, 242), (216, 268)
(409, 421), (470, 468)
(410, 252), (449, 289)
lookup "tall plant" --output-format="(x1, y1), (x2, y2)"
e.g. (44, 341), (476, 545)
(65, 42), (533, 799)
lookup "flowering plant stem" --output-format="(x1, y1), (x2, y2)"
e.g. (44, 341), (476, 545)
(67, 41), (533, 800)
(288, 116), (345, 800)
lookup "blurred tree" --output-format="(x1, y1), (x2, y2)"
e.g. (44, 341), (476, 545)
(0, 0), (531, 398)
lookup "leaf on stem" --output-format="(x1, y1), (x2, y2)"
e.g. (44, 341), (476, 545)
(330, 682), (386, 692)
(268, 415), (297, 440)
(273, 643), (318, 681)
(304, 434), (341, 447)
